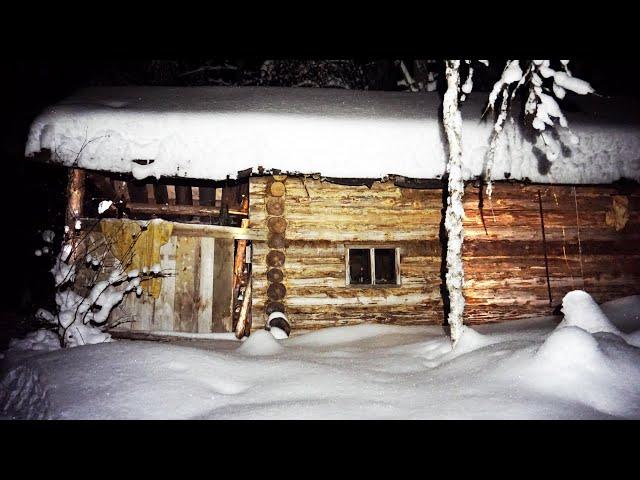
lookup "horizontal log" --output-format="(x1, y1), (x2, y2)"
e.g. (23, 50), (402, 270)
(280, 303), (443, 318)
(463, 210), (640, 229)
(284, 227), (440, 242)
(463, 239), (640, 257)
(127, 202), (247, 217)
(463, 225), (640, 241)
(171, 222), (264, 240)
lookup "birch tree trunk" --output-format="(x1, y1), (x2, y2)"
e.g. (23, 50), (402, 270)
(442, 60), (465, 345)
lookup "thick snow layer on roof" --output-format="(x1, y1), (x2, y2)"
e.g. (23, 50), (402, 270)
(25, 86), (640, 183)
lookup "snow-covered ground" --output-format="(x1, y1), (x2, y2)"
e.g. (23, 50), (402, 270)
(2, 292), (640, 420)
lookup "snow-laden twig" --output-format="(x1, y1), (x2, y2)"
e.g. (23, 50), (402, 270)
(483, 60), (594, 198)
(37, 218), (171, 348)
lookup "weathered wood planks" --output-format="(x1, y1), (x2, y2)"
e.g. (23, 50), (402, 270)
(80, 220), (242, 334)
(212, 238), (234, 332)
(174, 236), (199, 332)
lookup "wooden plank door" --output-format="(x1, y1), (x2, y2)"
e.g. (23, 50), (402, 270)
(212, 238), (235, 332)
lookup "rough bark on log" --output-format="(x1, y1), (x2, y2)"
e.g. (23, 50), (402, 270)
(266, 250), (286, 267)
(267, 282), (287, 301)
(267, 216), (287, 234)
(268, 233), (286, 249)
(265, 301), (286, 315)
(266, 197), (285, 216)
(270, 181), (286, 197)
(267, 268), (284, 283)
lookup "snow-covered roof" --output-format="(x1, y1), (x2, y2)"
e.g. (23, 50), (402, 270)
(25, 86), (640, 183)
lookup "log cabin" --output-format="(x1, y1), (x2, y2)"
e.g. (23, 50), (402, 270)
(25, 86), (640, 337)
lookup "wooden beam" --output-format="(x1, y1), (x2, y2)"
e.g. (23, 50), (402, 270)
(232, 219), (250, 330)
(82, 218), (264, 241)
(212, 238), (235, 332)
(127, 182), (149, 203)
(154, 184), (169, 204)
(86, 172), (117, 200)
(126, 202), (248, 218)
(175, 185), (193, 205)
(235, 279), (252, 338)
(112, 179), (130, 203)
(65, 168), (86, 229)
(199, 186), (216, 206)
(171, 222), (264, 241)
(64, 168), (86, 262)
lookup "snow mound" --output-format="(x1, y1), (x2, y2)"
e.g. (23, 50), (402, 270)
(600, 295), (640, 333)
(236, 330), (284, 356)
(8, 329), (61, 352)
(288, 323), (410, 347)
(535, 325), (605, 367)
(419, 326), (494, 367)
(0, 365), (51, 420)
(625, 331), (640, 348)
(455, 326), (494, 354)
(524, 324), (640, 416)
(559, 290), (621, 335)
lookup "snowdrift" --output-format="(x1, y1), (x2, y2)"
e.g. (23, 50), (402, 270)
(2, 291), (639, 419)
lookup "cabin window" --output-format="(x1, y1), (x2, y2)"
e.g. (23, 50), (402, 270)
(346, 247), (400, 286)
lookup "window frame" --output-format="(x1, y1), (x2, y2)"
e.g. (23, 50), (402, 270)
(345, 245), (401, 288)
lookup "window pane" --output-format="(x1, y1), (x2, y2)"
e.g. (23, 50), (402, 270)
(375, 249), (396, 285)
(349, 249), (371, 285)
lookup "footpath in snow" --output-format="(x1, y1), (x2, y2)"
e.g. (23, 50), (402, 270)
(1, 291), (640, 420)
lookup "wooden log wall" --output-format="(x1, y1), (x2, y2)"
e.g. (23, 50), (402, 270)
(249, 176), (444, 330)
(462, 182), (640, 323)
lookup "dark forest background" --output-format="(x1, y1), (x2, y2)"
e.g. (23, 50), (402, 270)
(0, 58), (638, 344)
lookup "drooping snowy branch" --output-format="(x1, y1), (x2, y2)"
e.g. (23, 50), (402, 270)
(483, 60), (524, 197)
(483, 60), (594, 197)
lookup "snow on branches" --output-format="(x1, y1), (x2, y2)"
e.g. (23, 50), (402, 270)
(36, 219), (169, 348)
(484, 60), (594, 197)
(441, 59), (593, 345)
